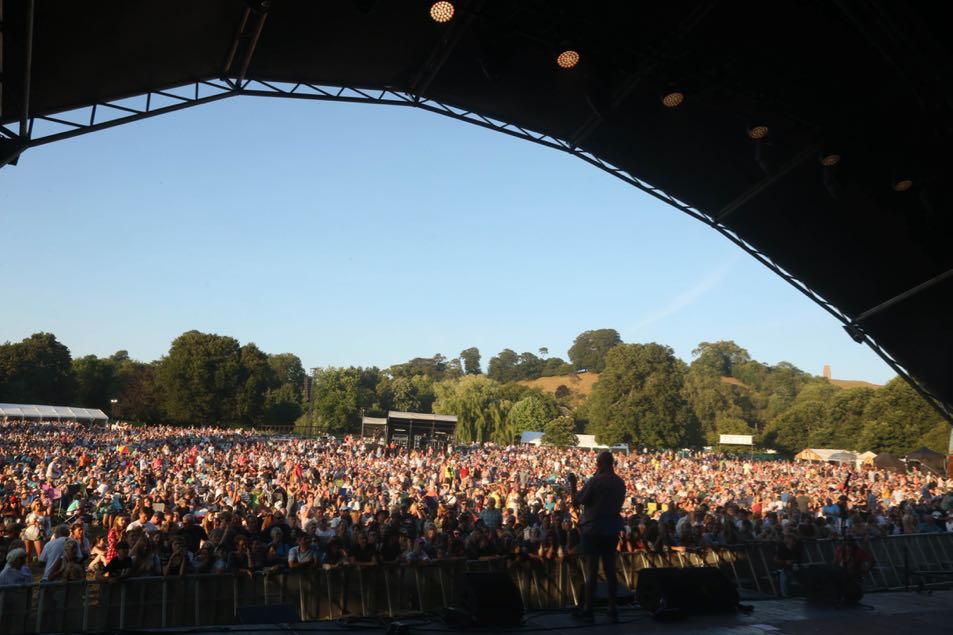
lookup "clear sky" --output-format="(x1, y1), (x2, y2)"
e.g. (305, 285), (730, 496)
(0, 96), (895, 383)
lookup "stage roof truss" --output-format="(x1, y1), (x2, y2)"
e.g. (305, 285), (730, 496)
(1, 2), (950, 425)
(2, 75), (949, 424)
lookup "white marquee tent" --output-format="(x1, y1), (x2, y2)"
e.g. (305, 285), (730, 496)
(0, 402), (108, 422)
(520, 431), (627, 451)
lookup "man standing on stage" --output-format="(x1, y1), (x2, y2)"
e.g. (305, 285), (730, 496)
(567, 450), (626, 622)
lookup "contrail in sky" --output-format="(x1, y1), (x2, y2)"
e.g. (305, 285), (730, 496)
(630, 252), (743, 332)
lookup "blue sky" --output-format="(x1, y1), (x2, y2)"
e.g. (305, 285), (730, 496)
(0, 96), (894, 383)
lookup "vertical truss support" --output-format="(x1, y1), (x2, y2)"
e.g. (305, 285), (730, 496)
(222, 2), (269, 89)
(0, 0), (34, 168)
(0, 0), (4, 120)
(19, 0), (34, 139)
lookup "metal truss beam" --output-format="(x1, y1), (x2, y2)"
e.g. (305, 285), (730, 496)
(717, 142), (820, 222)
(2, 78), (950, 423)
(852, 267), (953, 325)
(18, 81), (235, 150)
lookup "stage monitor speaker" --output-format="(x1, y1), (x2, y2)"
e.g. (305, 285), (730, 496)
(237, 603), (300, 624)
(799, 564), (863, 605)
(636, 567), (739, 615)
(452, 571), (523, 627)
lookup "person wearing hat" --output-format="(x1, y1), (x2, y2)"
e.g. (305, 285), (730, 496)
(0, 548), (32, 586)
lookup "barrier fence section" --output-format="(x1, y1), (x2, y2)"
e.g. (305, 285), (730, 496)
(1, 533), (950, 633)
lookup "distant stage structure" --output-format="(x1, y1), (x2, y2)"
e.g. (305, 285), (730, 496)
(361, 410), (457, 451)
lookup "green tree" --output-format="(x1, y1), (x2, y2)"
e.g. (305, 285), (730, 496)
(516, 352), (544, 380)
(542, 415), (578, 447)
(264, 383), (303, 426)
(115, 361), (163, 422)
(154, 330), (243, 425)
(268, 353), (306, 399)
(433, 375), (512, 443)
(72, 354), (119, 410)
(460, 347), (482, 375)
(823, 387), (875, 449)
(302, 366), (385, 434)
(918, 422), (952, 455)
(541, 357), (574, 377)
(682, 371), (753, 441)
(379, 374), (436, 413)
(691, 341), (751, 377)
(445, 357), (464, 380)
(586, 343), (699, 447)
(233, 343), (278, 426)
(568, 328), (622, 372)
(0, 332), (75, 405)
(487, 349), (519, 383)
(860, 377), (944, 454)
(507, 395), (560, 442)
(759, 380), (838, 452)
(389, 355), (451, 380)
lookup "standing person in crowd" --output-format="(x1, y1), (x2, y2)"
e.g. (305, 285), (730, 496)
(22, 502), (48, 564)
(38, 525), (70, 582)
(567, 451), (626, 623)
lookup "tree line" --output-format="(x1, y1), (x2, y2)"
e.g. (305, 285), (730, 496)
(0, 331), (305, 427)
(0, 330), (948, 456)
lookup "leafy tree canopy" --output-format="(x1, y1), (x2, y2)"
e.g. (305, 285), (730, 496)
(508, 394), (560, 441)
(460, 347), (482, 375)
(568, 329), (622, 373)
(0, 332), (75, 405)
(542, 415), (578, 447)
(586, 343), (700, 448)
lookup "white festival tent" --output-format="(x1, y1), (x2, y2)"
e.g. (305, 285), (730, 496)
(0, 402), (108, 422)
(520, 431), (628, 451)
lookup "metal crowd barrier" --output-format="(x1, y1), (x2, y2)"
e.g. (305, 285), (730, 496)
(1, 533), (950, 633)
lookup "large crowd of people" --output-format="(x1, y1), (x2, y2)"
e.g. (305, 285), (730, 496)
(0, 419), (951, 588)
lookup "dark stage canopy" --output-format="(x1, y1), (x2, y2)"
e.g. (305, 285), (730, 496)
(1, 1), (951, 421)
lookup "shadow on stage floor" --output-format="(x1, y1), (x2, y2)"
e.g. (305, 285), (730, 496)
(145, 589), (953, 635)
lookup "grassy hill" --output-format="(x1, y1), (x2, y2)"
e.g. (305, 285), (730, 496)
(520, 372), (600, 406)
(828, 378), (882, 389)
(522, 372), (880, 406)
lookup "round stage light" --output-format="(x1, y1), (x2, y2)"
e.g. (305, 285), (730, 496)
(747, 125), (769, 140)
(430, 1), (454, 23)
(820, 153), (841, 167)
(662, 91), (684, 108)
(556, 49), (580, 69)
(893, 178), (913, 192)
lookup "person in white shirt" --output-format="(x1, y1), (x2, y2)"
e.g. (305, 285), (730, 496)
(126, 511), (157, 534)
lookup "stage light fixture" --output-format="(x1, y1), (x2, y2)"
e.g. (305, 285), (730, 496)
(892, 177), (913, 192)
(556, 49), (580, 69)
(747, 125), (769, 140)
(430, 1), (454, 23)
(662, 91), (684, 108)
(820, 153), (841, 167)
